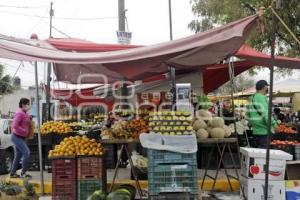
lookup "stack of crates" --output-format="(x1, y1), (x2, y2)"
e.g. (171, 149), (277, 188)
(77, 156), (107, 200)
(147, 149), (199, 200)
(52, 158), (77, 200)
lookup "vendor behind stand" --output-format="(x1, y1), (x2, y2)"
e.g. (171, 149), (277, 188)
(246, 80), (277, 148)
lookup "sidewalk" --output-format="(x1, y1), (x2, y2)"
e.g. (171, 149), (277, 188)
(1, 169), (241, 199)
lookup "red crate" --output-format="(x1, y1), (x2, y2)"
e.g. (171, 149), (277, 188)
(77, 156), (106, 180)
(52, 179), (76, 200)
(52, 158), (76, 180)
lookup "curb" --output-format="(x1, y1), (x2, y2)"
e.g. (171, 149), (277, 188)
(5, 177), (240, 195)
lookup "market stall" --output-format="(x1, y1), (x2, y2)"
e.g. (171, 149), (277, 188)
(1, 11), (300, 199)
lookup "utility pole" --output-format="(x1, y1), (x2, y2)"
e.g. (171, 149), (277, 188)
(168, 0), (173, 40)
(168, 0), (176, 109)
(118, 0), (128, 107)
(118, 0), (126, 32)
(46, 2), (53, 121)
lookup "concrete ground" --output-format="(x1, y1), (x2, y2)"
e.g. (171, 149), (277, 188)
(1, 168), (241, 182)
(1, 168), (241, 200)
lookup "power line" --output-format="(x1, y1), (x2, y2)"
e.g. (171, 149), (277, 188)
(0, 61), (44, 77)
(0, 5), (47, 9)
(0, 9), (117, 21)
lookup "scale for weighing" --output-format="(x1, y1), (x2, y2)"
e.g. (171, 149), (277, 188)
(176, 83), (192, 112)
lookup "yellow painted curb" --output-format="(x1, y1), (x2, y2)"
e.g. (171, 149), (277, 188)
(5, 177), (240, 195)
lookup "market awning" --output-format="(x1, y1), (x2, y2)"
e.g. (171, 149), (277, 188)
(236, 44), (300, 69)
(46, 38), (141, 52)
(49, 85), (114, 109)
(0, 14), (259, 84)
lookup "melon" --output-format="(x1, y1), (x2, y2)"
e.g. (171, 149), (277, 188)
(196, 109), (212, 122)
(211, 117), (225, 128)
(192, 119), (207, 131)
(223, 125), (232, 137)
(210, 128), (225, 138)
(196, 129), (209, 139)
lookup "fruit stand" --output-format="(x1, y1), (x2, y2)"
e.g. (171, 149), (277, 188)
(270, 123), (300, 160)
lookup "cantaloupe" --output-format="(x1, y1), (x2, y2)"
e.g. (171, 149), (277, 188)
(210, 128), (225, 138)
(193, 119), (207, 131)
(211, 117), (225, 128)
(223, 125), (232, 137)
(196, 128), (209, 139)
(206, 126), (212, 134)
(196, 109), (212, 122)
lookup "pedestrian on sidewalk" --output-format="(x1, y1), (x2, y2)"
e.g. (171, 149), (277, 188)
(246, 80), (277, 148)
(10, 98), (32, 178)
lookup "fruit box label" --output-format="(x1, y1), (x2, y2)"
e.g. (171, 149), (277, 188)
(240, 177), (285, 200)
(286, 180), (300, 200)
(241, 155), (286, 180)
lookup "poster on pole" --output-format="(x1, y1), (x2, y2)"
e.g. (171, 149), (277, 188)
(116, 31), (132, 44)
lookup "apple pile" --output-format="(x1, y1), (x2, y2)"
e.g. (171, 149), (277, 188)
(271, 140), (300, 145)
(276, 124), (297, 134)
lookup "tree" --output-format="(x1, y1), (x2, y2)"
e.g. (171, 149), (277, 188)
(189, 0), (300, 57)
(212, 72), (255, 95)
(0, 64), (16, 94)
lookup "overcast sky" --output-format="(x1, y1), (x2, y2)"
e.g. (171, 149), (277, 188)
(0, 0), (298, 89)
(0, 0), (195, 88)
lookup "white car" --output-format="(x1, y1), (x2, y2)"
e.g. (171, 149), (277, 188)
(0, 119), (15, 174)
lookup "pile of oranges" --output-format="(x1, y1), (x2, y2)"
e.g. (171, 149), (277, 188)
(41, 121), (73, 135)
(48, 135), (104, 158)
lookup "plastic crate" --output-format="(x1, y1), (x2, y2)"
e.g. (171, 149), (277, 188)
(77, 156), (106, 180)
(52, 178), (76, 200)
(28, 145), (51, 171)
(52, 158), (77, 180)
(148, 149), (197, 166)
(103, 144), (117, 169)
(149, 192), (199, 200)
(148, 164), (198, 195)
(77, 179), (106, 200)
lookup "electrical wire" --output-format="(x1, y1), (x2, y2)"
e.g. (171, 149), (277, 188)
(0, 9), (117, 21)
(0, 5), (47, 9)
(0, 61), (44, 77)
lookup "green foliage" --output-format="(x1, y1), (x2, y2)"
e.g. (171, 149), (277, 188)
(189, 0), (300, 57)
(0, 181), (22, 196)
(0, 64), (16, 94)
(23, 179), (35, 196)
(212, 73), (255, 94)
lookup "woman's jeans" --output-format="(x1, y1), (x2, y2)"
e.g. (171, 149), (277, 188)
(11, 134), (30, 175)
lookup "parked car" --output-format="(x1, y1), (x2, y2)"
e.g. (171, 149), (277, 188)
(0, 119), (14, 174)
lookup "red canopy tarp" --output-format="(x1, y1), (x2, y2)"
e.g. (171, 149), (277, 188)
(49, 85), (114, 109)
(0, 14), (259, 84)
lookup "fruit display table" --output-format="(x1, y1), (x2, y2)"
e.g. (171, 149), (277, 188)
(199, 137), (240, 191)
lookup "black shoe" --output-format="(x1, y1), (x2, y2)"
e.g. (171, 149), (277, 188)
(20, 173), (32, 179)
(10, 173), (20, 178)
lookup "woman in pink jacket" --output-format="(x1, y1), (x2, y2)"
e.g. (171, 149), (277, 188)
(10, 98), (32, 178)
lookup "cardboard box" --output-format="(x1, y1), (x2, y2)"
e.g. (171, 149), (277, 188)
(240, 177), (285, 200)
(286, 180), (300, 200)
(240, 147), (293, 180)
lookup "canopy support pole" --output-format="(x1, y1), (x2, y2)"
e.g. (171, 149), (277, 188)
(228, 58), (238, 137)
(265, 3), (277, 199)
(170, 67), (176, 110)
(34, 61), (44, 194)
(228, 57), (246, 199)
